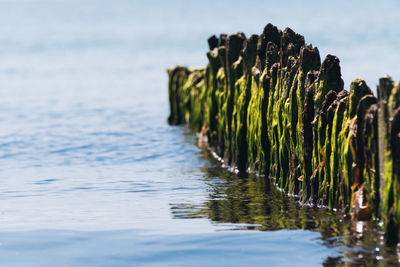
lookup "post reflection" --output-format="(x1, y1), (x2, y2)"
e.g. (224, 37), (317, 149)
(169, 141), (400, 265)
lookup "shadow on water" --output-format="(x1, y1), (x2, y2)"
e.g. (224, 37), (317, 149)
(170, 133), (400, 266)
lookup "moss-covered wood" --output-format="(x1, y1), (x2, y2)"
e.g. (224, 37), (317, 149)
(167, 23), (400, 244)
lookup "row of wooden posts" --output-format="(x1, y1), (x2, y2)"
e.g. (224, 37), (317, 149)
(167, 23), (400, 244)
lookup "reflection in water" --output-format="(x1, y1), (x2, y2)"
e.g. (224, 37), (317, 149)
(170, 141), (400, 265)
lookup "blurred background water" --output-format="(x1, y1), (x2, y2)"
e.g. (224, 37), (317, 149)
(0, 0), (400, 266)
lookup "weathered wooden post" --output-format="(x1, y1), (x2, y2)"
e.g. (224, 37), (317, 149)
(167, 23), (400, 243)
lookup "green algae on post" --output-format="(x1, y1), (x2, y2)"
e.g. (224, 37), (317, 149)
(167, 23), (400, 244)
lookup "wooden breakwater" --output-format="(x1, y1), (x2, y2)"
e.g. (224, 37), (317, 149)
(167, 23), (400, 244)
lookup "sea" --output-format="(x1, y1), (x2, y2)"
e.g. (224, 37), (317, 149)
(0, 0), (400, 266)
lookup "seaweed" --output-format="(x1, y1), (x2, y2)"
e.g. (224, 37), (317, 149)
(167, 23), (400, 243)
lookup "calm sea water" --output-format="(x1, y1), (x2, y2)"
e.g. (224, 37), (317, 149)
(0, 0), (400, 266)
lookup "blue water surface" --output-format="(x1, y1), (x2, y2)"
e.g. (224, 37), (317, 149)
(0, 0), (399, 266)
(0, 230), (332, 266)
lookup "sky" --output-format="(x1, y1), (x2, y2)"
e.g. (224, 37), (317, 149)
(0, 0), (399, 93)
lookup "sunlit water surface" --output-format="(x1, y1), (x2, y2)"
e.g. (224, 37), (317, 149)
(1, 0), (400, 266)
